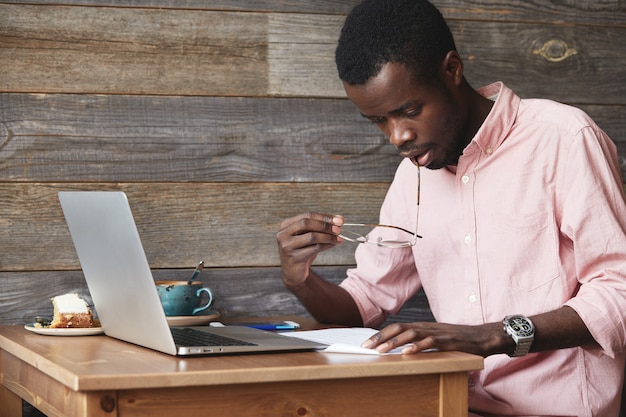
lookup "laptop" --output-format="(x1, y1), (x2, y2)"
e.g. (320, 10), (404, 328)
(58, 191), (326, 356)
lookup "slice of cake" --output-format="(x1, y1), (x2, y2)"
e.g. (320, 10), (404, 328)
(49, 293), (95, 328)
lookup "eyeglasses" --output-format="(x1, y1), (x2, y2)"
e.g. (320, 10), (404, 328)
(339, 163), (421, 249)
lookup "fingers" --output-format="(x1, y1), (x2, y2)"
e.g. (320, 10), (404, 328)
(360, 323), (441, 354)
(361, 325), (424, 353)
(279, 212), (344, 235)
(276, 213), (345, 286)
(277, 213), (344, 252)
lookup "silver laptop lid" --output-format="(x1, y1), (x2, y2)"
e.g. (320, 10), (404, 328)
(59, 191), (178, 355)
(59, 191), (325, 356)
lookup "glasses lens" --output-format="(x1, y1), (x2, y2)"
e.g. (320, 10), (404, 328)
(338, 229), (369, 243)
(339, 225), (415, 248)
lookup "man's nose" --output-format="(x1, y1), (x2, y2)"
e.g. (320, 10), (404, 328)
(388, 119), (415, 148)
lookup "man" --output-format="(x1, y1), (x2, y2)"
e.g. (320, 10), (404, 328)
(276, 0), (626, 415)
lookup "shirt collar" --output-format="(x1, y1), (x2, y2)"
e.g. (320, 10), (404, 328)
(471, 82), (521, 156)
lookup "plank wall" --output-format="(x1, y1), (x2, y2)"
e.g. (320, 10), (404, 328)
(1, 1), (625, 327)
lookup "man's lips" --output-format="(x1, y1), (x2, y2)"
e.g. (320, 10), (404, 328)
(416, 150), (432, 167)
(401, 149), (431, 167)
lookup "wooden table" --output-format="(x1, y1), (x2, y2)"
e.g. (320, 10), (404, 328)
(0, 324), (483, 417)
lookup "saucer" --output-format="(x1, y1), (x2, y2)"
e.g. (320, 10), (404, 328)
(24, 323), (104, 336)
(165, 310), (220, 327)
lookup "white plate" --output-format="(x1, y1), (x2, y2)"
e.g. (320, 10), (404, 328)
(165, 310), (220, 327)
(24, 323), (104, 336)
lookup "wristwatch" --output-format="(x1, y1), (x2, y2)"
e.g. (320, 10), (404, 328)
(503, 315), (535, 357)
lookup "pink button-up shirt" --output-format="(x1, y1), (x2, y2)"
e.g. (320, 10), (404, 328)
(340, 82), (626, 416)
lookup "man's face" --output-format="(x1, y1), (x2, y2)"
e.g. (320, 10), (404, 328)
(343, 62), (468, 170)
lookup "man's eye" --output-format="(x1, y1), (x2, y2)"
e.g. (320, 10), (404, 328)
(369, 116), (386, 124)
(406, 107), (422, 117)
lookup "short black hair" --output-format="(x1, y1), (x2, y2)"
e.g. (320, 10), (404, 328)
(336, 0), (457, 86)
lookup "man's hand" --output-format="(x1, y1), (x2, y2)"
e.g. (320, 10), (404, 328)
(276, 212), (344, 288)
(276, 213), (362, 326)
(361, 321), (508, 357)
(361, 306), (597, 357)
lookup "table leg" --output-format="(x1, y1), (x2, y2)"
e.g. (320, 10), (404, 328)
(439, 372), (469, 416)
(0, 383), (23, 417)
(1, 350), (117, 417)
(1, 349), (23, 417)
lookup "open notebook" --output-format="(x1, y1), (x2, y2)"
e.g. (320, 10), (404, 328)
(281, 327), (407, 355)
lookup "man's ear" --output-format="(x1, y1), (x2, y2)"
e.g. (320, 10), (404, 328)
(440, 51), (464, 87)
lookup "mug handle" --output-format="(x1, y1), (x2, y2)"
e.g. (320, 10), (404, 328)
(192, 287), (214, 315)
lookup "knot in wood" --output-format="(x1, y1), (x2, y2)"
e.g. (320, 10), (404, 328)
(100, 395), (116, 413)
(533, 39), (577, 62)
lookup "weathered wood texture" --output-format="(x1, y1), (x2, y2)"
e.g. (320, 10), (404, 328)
(0, 0), (623, 25)
(1, 4), (625, 104)
(0, 1), (624, 415)
(0, 94), (623, 181)
(0, 0), (623, 319)
(0, 0), (624, 321)
(0, 267), (433, 327)
(0, 182), (387, 270)
(0, 94), (401, 182)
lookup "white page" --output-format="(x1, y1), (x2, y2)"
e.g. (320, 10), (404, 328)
(280, 327), (407, 355)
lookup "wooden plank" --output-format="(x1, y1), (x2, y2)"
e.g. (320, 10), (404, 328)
(447, 20), (626, 105)
(1, 5), (624, 103)
(0, 268), (435, 326)
(0, 4), (270, 96)
(438, 0), (626, 27)
(116, 375), (441, 417)
(271, 18), (626, 103)
(0, 0), (359, 14)
(0, 0), (622, 26)
(0, 182), (388, 271)
(0, 268), (313, 326)
(268, 13), (344, 97)
(0, 94), (400, 183)
(1, 94), (623, 183)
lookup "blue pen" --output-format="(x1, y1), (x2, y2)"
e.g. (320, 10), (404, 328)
(242, 321), (300, 331)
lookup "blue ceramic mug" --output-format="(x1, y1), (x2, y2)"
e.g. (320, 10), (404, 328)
(155, 281), (213, 316)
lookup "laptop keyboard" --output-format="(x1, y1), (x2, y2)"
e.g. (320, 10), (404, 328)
(171, 327), (258, 347)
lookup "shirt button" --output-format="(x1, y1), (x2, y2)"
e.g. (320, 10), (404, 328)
(461, 174), (470, 184)
(486, 147), (493, 155)
(464, 234), (472, 244)
(469, 294), (477, 303)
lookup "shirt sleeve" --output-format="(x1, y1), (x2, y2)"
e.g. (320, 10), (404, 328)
(559, 123), (626, 358)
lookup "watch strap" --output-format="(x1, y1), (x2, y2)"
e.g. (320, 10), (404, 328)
(511, 337), (533, 357)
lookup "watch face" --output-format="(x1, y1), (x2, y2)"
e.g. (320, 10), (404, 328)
(509, 316), (534, 336)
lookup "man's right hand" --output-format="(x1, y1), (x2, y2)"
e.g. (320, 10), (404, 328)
(276, 212), (361, 326)
(276, 213), (344, 288)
